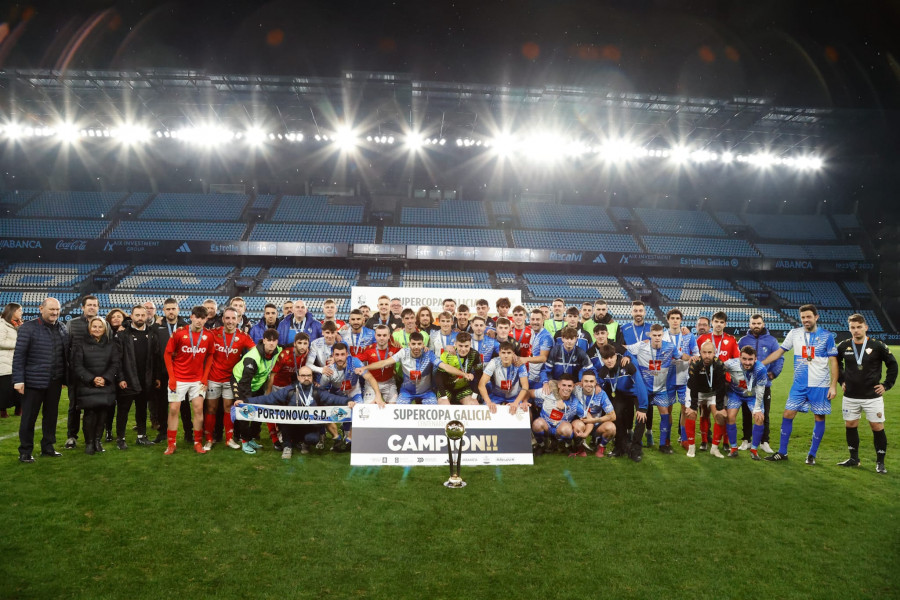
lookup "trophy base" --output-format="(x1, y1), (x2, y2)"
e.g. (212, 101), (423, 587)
(443, 478), (467, 489)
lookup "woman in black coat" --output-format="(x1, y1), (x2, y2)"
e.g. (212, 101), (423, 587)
(72, 317), (120, 455)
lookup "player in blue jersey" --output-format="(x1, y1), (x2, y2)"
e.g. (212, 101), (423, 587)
(625, 323), (678, 454)
(595, 344), (649, 461)
(517, 308), (553, 392)
(356, 332), (471, 405)
(663, 309), (700, 445)
(576, 371), (616, 457)
(469, 316), (498, 363)
(316, 343), (367, 452)
(762, 304), (839, 465)
(553, 307), (593, 351)
(478, 342), (530, 414)
(540, 327), (594, 393)
(337, 309), (376, 360)
(619, 300), (653, 346)
(532, 374), (584, 455)
(722, 346), (771, 460)
(737, 314), (783, 453)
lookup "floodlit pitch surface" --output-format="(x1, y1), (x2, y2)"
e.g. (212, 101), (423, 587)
(1, 349), (897, 598)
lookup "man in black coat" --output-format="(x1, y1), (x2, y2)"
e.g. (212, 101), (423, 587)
(12, 297), (68, 462)
(149, 298), (190, 444)
(115, 305), (162, 449)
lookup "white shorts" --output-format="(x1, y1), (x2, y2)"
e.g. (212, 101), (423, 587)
(206, 380), (234, 401)
(168, 381), (204, 403)
(364, 379), (399, 404)
(698, 392), (717, 407)
(842, 396), (885, 423)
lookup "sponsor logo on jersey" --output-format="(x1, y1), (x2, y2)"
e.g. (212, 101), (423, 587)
(180, 346), (208, 354)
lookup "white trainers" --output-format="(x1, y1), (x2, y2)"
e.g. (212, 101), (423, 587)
(760, 442), (775, 454)
(738, 440), (751, 451)
(226, 438), (241, 449)
(710, 445), (725, 459)
(686, 444), (696, 458)
(203, 440), (213, 452)
(299, 443), (310, 455)
(281, 447), (293, 460)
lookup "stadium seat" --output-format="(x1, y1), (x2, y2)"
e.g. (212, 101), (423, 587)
(634, 207), (726, 236)
(512, 231), (639, 252)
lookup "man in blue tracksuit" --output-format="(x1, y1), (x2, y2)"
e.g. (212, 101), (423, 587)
(277, 300), (323, 346)
(595, 344), (649, 462)
(737, 314), (784, 453)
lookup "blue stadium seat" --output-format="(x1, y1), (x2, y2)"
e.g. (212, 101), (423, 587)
(384, 227), (507, 247)
(367, 267), (393, 280)
(109, 221), (246, 240)
(139, 193), (248, 221)
(741, 213), (836, 240)
(17, 191), (123, 218)
(249, 224), (375, 243)
(641, 236), (759, 257)
(512, 231), (639, 252)
(517, 204), (617, 232)
(0, 218), (108, 238)
(764, 281), (851, 308)
(132, 265), (234, 277)
(272, 196), (364, 223)
(634, 208), (725, 236)
(401, 201), (489, 227)
(831, 214), (860, 229)
(1, 190), (40, 204)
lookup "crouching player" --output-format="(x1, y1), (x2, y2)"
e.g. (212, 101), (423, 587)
(721, 346), (770, 459)
(436, 332), (483, 405)
(478, 341), (529, 414)
(686, 342), (728, 458)
(595, 345), (649, 462)
(234, 366), (358, 459)
(577, 371), (616, 457)
(316, 342), (370, 452)
(532, 374), (584, 455)
(356, 332), (471, 405)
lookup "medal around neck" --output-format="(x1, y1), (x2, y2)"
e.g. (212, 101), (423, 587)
(444, 420), (467, 489)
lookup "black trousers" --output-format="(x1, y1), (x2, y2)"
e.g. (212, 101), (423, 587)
(82, 407), (107, 445)
(66, 377), (81, 439)
(18, 379), (64, 456)
(0, 375), (21, 412)
(281, 424), (318, 448)
(611, 394), (646, 451)
(740, 386), (772, 443)
(114, 388), (153, 438)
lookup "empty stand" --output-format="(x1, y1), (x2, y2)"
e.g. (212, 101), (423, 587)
(641, 235), (759, 257)
(109, 221), (246, 240)
(634, 207), (725, 236)
(1, 218), (108, 238)
(273, 195), (363, 223)
(249, 224), (374, 243)
(512, 231), (639, 252)
(140, 193), (248, 220)
(384, 227), (506, 247)
(517, 204), (617, 232)
(401, 201), (489, 227)
(17, 191), (122, 218)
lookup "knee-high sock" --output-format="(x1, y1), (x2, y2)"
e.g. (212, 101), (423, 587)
(751, 423), (764, 448)
(557, 429), (573, 441)
(809, 419), (826, 457)
(874, 428), (887, 464)
(659, 414), (671, 446)
(267, 422), (279, 442)
(193, 429), (203, 445)
(712, 423), (724, 445)
(778, 417), (794, 455)
(203, 413), (216, 441)
(224, 412), (234, 441)
(727, 423), (738, 448)
(685, 418), (696, 445)
(846, 426), (860, 460)
(700, 417), (710, 443)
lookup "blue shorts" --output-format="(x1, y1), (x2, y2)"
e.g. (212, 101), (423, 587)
(671, 384), (686, 404)
(489, 393), (516, 405)
(528, 379), (542, 390)
(650, 391), (675, 408)
(547, 423), (572, 438)
(785, 387), (831, 415)
(397, 390), (438, 405)
(726, 392), (758, 411)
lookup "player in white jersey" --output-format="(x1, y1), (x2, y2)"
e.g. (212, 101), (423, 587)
(722, 346), (770, 460)
(762, 304), (838, 465)
(532, 374), (584, 454)
(625, 324), (678, 454)
(663, 308), (699, 446)
(429, 311), (457, 356)
(306, 321), (339, 376)
(478, 342), (530, 414)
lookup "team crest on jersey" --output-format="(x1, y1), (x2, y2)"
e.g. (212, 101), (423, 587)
(202, 335), (207, 340)
(866, 348), (872, 354)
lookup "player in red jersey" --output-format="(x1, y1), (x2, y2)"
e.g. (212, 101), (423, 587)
(321, 299), (346, 330)
(511, 305), (534, 359)
(269, 332), (310, 391)
(163, 305), (215, 455)
(202, 307), (255, 450)
(695, 311), (740, 452)
(357, 325), (401, 403)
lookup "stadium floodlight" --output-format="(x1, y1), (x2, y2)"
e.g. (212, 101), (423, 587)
(333, 126), (357, 151)
(406, 131), (425, 151)
(112, 124), (151, 144)
(2, 122), (23, 140)
(55, 122), (80, 144)
(244, 128), (266, 145)
(670, 146), (691, 164)
(720, 151), (734, 164)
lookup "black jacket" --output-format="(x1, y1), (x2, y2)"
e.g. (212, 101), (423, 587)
(151, 318), (186, 376)
(116, 326), (162, 395)
(11, 317), (69, 388)
(687, 358), (728, 410)
(72, 336), (120, 409)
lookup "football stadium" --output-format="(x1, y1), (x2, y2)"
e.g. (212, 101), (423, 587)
(1, 2), (899, 598)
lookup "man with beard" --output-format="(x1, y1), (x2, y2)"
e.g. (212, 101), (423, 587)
(736, 314), (783, 454)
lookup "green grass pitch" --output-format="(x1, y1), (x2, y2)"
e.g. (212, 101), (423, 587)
(1, 350), (898, 599)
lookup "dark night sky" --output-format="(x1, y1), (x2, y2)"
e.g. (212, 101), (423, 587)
(5, 0), (900, 108)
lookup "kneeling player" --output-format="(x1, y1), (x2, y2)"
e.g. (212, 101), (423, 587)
(532, 374), (584, 454)
(436, 332), (483, 405)
(478, 341), (529, 414)
(577, 371), (616, 457)
(722, 347), (770, 459)
(356, 332), (470, 405)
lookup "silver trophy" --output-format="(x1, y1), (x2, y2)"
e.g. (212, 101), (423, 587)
(443, 420), (467, 488)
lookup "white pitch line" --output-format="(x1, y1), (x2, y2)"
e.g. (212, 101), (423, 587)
(0, 418), (68, 442)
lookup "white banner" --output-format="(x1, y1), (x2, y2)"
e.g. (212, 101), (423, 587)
(231, 403), (352, 425)
(350, 404), (533, 466)
(350, 286), (522, 316)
